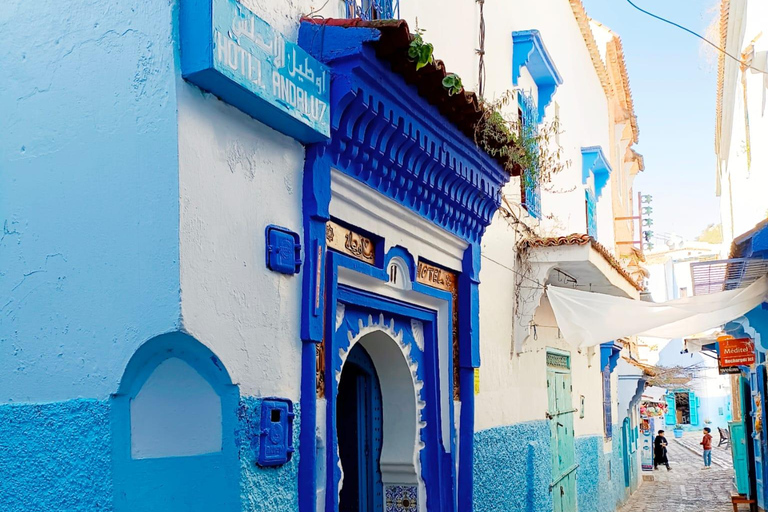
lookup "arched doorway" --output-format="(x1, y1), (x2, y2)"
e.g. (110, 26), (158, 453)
(337, 343), (383, 512)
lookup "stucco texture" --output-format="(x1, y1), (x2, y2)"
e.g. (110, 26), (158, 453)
(238, 397), (301, 511)
(0, 0), (181, 403)
(473, 420), (552, 511)
(575, 430), (627, 512)
(0, 399), (112, 511)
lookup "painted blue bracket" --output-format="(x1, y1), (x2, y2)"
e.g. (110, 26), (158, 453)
(581, 146), (613, 200)
(266, 225), (302, 274)
(512, 30), (563, 122)
(600, 341), (623, 374)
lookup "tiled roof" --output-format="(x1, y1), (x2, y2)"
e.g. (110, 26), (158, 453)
(300, 18), (520, 175)
(568, 0), (613, 99)
(519, 233), (644, 290)
(607, 35), (639, 144)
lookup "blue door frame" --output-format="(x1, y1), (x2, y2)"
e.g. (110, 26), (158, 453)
(311, 245), (458, 512)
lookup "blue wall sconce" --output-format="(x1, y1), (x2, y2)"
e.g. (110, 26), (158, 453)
(258, 398), (295, 467)
(265, 225), (301, 275)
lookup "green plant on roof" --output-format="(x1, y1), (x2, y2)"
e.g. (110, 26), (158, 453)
(475, 91), (569, 187)
(408, 28), (434, 71)
(442, 73), (463, 96)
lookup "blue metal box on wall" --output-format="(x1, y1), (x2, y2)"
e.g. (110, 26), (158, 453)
(180, 0), (331, 143)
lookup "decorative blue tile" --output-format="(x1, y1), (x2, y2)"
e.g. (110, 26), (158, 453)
(385, 485), (417, 512)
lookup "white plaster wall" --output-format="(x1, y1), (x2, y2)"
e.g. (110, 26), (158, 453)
(401, 0), (611, 238)
(177, 76), (306, 400)
(414, 0), (621, 432)
(474, 289), (617, 439)
(719, 0), (768, 244)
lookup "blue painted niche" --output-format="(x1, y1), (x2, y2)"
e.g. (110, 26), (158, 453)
(111, 332), (240, 512)
(582, 146), (613, 201)
(512, 30), (563, 122)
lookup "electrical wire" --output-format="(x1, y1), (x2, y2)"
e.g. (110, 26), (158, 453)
(624, 0), (768, 75)
(476, 0), (486, 98)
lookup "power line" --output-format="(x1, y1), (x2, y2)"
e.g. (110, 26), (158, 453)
(624, 0), (768, 75)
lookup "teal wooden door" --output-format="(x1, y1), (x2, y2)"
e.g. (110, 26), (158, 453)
(730, 421), (750, 495)
(689, 392), (700, 426)
(665, 394), (676, 425)
(548, 369), (577, 512)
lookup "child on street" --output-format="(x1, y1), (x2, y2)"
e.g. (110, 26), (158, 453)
(701, 427), (713, 469)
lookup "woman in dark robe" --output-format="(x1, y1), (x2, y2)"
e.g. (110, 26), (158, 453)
(654, 430), (671, 470)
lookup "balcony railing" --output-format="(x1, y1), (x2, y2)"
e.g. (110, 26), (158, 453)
(345, 0), (399, 20)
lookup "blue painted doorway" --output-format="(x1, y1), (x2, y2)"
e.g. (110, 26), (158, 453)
(337, 343), (384, 512)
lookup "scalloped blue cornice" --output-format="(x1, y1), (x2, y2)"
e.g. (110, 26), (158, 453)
(299, 23), (509, 243)
(512, 30), (563, 123)
(581, 146), (612, 200)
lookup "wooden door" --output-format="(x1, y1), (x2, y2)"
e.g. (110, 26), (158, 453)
(548, 369), (577, 512)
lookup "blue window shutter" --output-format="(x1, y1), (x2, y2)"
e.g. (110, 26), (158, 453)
(603, 366), (612, 438)
(519, 91), (541, 219)
(665, 394), (676, 425)
(689, 391), (699, 425)
(586, 189), (597, 238)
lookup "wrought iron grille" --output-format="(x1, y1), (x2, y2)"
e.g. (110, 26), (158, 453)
(547, 352), (570, 370)
(344, 0), (399, 20)
(519, 91), (541, 219)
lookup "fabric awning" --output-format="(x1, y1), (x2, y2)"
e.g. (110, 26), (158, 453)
(547, 275), (768, 348)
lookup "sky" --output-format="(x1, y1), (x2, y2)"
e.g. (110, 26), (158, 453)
(582, 0), (722, 241)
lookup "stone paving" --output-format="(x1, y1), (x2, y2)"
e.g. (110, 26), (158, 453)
(618, 433), (739, 512)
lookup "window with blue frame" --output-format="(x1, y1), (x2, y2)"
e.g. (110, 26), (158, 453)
(581, 147), (612, 241)
(518, 91), (541, 219)
(345, 0), (398, 20)
(586, 188), (597, 238)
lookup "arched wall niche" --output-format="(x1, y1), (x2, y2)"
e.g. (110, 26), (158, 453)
(112, 331), (239, 512)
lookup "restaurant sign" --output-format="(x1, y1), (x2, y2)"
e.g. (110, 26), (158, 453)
(719, 337), (755, 368)
(180, 0), (330, 142)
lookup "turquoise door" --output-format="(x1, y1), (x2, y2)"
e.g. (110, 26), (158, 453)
(730, 421), (750, 495)
(665, 394), (676, 425)
(337, 344), (383, 512)
(548, 368), (577, 512)
(622, 418), (631, 487)
(689, 391), (700, 426)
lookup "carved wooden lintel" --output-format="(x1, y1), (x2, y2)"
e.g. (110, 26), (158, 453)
(326, 221), (375, 264)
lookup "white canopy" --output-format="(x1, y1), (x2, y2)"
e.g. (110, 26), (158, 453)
(546, 275), (768, 348)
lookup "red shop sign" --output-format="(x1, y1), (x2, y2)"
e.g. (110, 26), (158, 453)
(719, 337), (756, 367)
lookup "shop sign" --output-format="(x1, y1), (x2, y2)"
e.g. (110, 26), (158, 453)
(719, 337), (755, 368)
(180, 0), (330, 143)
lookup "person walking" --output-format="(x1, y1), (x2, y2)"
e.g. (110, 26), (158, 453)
(654, 430), (671, 470)
(701, 427), (713, 469)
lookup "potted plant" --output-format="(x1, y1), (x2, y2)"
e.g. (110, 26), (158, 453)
(673, 424), (684, 438)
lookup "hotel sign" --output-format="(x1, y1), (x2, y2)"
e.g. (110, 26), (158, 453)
(180, 0), (330, 142)
(719, 337), (755, 368)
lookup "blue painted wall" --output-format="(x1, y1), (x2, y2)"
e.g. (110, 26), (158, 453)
(0, 0), (181, 402)
(238, 398), (301, 511)
(575, 431), (627, 512)
(473, 421), (552, 511)
(0, 400), (112, 511)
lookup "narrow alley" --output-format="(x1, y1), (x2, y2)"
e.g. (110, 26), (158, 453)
(620, 434), (735, 512)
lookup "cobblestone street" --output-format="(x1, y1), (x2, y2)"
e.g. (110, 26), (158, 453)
(618, 434), (738, 512)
